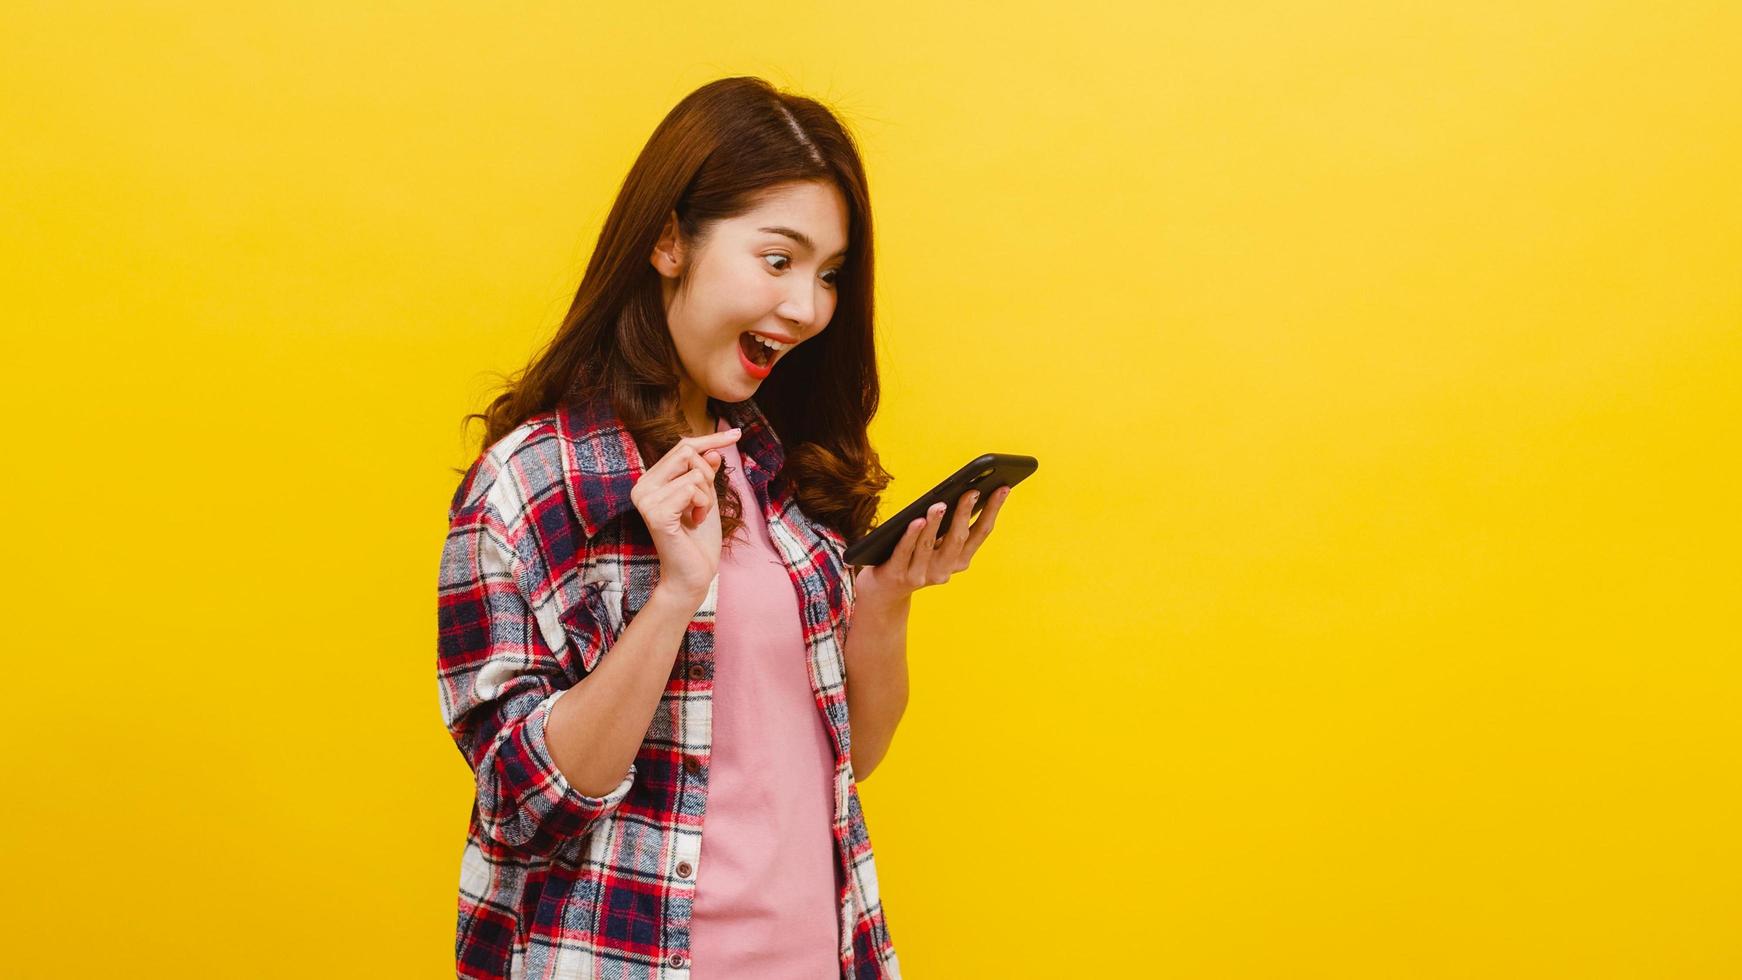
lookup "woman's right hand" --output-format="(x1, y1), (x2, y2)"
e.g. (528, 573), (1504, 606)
(632, 425), (743, 606)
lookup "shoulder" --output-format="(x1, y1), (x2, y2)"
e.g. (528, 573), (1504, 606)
(440, 412), (596, 657)
(446, 411), (568, 537)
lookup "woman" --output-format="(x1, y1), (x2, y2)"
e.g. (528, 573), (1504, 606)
(436, 76), (1014, 980)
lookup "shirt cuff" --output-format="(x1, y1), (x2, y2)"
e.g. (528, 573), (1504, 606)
(518, 686), (637, 840)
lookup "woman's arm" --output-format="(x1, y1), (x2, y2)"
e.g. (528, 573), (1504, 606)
(837, 484), (1014, 780)
(546, 584), (698, 795)
(437, 509), (657, 857)
(842, 586), (912, 781)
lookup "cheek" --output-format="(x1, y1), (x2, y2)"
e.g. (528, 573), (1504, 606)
(701, 264), (764, 321)
(737, 265), (783, 310)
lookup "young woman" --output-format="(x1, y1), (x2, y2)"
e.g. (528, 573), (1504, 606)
(436, 76), (1013, 980)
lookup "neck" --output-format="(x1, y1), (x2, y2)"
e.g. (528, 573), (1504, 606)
(678, 379), (716, 437)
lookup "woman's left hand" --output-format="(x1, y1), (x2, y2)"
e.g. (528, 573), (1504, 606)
(854, 485), (1013, 609)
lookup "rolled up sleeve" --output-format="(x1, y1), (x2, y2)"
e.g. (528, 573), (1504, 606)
(437, 500), (635, 858)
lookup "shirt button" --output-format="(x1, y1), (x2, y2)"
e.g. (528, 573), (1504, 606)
(688, 664), (705, 680)
(668, 952), (686, 968)
(676, 861), (693, 878)
(683, 757), (701, 775)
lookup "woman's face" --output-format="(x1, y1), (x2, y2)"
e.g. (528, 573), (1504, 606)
(654, 179), (850, 411)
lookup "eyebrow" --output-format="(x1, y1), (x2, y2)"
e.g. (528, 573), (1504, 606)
(758, 226), (847, 260)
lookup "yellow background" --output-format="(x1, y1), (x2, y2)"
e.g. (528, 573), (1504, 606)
(4, 2), (1737, 977)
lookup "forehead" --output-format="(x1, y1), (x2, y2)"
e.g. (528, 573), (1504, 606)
(722, 181), (849, 254)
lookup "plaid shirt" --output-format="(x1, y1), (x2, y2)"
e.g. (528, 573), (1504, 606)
(436, 390), (902, 979)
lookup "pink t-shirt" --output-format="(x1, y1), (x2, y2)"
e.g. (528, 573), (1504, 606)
(687, 417), (844, 978)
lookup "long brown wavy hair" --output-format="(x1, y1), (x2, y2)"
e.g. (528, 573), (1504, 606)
(459, 75), (891, 548)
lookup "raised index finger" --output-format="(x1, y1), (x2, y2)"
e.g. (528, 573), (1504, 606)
(646, 427), (741, 484)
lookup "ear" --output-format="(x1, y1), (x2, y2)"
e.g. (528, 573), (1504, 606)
(650, 209), (685, 278)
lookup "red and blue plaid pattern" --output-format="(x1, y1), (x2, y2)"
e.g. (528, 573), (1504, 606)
(437, 390), (901, 979)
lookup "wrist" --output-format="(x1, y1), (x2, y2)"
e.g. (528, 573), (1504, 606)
(854, 577), (913, 619)
(649, 582), (705, 618)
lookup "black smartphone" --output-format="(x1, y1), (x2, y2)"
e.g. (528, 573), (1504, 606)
(842, 452), (1038, 567)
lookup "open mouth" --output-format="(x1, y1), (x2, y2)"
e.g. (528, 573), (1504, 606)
(739, 331), (776, 367)
(735, 332), (797, 374)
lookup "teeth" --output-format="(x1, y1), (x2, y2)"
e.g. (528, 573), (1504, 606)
(750, 333), (792, 353)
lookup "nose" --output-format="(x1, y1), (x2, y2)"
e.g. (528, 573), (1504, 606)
(775, 282), (819, 336)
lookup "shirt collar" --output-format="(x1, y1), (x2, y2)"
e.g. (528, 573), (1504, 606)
(553, 389), (785, 539)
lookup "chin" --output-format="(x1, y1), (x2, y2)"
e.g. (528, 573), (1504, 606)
(715, 378), (758, 403)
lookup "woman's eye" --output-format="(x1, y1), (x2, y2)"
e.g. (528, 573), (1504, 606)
(764, 254), (839, 289)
